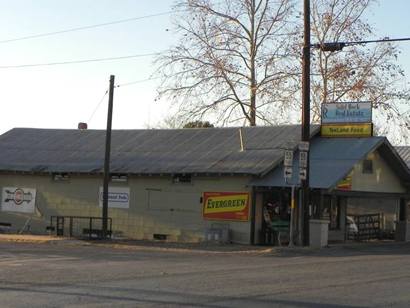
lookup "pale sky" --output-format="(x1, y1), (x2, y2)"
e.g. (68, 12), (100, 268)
(0, 0), (409, 135)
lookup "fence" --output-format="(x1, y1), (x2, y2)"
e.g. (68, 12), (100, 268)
(49, 216), (112, 239)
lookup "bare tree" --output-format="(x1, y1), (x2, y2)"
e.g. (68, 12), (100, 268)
(155, 0), (297, 126)
(156, 0), (409, 143)
(309, 0), (410, 143)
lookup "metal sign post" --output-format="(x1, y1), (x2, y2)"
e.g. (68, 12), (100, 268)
(289, 185), (296, 247)
(284, 149), (295, 247)
(298, 141), (310, 246)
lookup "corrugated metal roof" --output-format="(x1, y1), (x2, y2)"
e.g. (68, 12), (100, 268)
(396, 146), (410, 168)
(0, 126), (319, 175)
(251, 137), (387, 189)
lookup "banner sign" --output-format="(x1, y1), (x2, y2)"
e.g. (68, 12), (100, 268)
(1, 187), (36, 213)
(321, 123), (372, 137)
(99, 186), (130, 209)
(321, 102), (372, 124)
(203, 192), (250, 221)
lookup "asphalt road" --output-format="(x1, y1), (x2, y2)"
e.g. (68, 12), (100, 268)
(1, 241), (410, 308)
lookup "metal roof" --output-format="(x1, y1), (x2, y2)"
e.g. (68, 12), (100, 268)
(250, 137), (410, 189)
(0, 126), (319, 176)
(396, 146), (410, 168)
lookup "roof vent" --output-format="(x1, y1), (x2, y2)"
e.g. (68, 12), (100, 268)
(78, 122), (88, 130)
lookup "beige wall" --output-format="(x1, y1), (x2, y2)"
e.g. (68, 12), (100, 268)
(0, 174), (253, 244)
(350, 151), (406, 193)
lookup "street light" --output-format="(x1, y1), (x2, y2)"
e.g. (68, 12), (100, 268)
(312, 37), (410, 52)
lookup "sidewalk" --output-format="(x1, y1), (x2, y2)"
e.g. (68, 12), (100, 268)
(0, 233), (274, 254)
(1, 233), (408, 255)
(0, 234), (69, 243)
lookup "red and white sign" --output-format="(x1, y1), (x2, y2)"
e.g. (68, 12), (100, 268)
(1, 187), (36, 213)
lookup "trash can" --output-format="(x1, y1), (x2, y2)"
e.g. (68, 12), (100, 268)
(309, 219), (329, 248)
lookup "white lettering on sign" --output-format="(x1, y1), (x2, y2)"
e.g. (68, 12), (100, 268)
(284, 150), (294, 167)
(299, 151), (308, 169)
(284, 166), (293, 179)
(299, 169), (307, 181)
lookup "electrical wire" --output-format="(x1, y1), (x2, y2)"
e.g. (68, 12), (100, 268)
(86, 77), (158, 124)
(114, 77), (160, 88)
(0, 52), (161, 69)
(87, 90), (108, 124)
(0, 11), (176, 44)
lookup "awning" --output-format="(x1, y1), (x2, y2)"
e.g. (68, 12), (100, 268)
(250, 137), (385, 189)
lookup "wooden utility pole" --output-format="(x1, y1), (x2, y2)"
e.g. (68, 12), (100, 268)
(301, 0), (311, 246)
(102, 75), (115, 239)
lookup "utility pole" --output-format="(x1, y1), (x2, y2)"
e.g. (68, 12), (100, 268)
(102, 75), (115, 239)
(301, 0), (311, 246)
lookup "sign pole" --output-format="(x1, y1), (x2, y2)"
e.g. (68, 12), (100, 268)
(288, 184), (295, 247)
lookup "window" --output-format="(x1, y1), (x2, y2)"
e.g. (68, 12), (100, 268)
(362, 159), (373, 174)
(111, 174), (128, 183)
(52, 173), (69, 181)
(172, 174), (192, 184)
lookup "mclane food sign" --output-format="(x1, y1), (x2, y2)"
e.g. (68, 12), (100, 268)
(321, 102), (373, 137)
(203, 192), (250, 221)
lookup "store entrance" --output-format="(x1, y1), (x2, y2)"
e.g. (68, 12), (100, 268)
(260, 188), (291, 245)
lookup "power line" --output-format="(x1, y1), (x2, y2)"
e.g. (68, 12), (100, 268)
(0, 11), (176, 44)
(114, 77), (160, 88)
(0, 52), (161, 69)
(87, 90), (108, 124)
(86, 77), (159, 123)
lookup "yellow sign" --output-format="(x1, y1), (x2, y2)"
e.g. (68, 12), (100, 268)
(203, 192), (249, 221)
(337, 175), (352, 191)
(321, 123), (372, 137)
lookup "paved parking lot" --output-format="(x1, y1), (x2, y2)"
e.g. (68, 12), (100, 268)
(1, 239), (410, 307)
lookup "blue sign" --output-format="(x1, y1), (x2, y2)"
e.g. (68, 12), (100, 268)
(321, 102), (372, 124)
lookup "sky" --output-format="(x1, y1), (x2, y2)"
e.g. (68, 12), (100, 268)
(0, 0), (409, 136)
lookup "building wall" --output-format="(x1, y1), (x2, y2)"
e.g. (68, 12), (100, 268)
(0, 174), (253, 244)
(350, 151), (406, 193)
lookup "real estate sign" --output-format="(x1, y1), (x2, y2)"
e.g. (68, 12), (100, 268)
(203, 192), (250, 221)
(1, 187), (36, 213)
(321, 102), (372, 124)
(98, 186), (130, 209)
